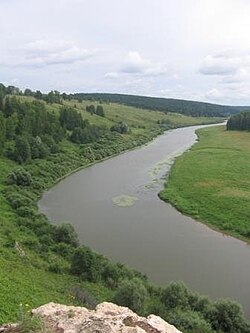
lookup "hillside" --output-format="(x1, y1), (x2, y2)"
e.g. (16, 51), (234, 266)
(74, 93), (249, 117)
(0, 85), (249, 333)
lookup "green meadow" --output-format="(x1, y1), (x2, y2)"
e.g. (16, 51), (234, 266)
(160, 125), (250, 242)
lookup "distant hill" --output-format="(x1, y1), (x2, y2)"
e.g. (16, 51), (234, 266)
(74, 93), (249, 117)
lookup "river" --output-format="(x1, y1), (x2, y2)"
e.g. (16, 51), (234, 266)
(39, 124), (250, 316)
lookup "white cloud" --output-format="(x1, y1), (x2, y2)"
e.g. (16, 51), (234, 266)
(104, 72), (120, 79)
(199, 54), (240, 76)
(205, 88), (224, 100)
(121, 51), (168, 76)
(1, 39), (95, 68)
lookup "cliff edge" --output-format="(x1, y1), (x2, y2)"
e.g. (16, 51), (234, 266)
(1, 302), (182, 333)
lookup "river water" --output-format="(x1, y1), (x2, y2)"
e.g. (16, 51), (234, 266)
(39, 124), (250, 316)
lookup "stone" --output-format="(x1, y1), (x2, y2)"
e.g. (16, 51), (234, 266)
(32, 302), (182, 333)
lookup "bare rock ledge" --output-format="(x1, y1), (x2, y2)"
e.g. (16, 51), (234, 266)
(30, 302), (182, 333)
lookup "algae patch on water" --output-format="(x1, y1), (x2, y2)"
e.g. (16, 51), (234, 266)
(112, 195), (138, 207)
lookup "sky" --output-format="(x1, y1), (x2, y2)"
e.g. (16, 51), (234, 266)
(1, 0), (250, 105)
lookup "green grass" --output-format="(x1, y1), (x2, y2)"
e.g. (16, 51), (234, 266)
(159, 125), (250, 241)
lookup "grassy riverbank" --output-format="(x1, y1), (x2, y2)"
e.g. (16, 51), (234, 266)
(160, 125), (250, 242)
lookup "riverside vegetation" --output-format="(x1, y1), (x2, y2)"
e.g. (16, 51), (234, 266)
(0, 83), (249, 333)
(160, 124), (250, 242)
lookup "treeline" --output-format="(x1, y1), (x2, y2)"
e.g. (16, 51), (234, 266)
(0, 82), (71, 105)
(227, 111), (250, 131)
(74, 93), (249, 117)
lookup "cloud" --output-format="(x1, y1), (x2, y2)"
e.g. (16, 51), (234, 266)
(1, 39), (95, 68)
(121, 51), (168, 76)
(104, 51), (169, 80)
(104, 72), (120, 79)
(199, 54), (240, 76)
(205, 88), (224, 100)
(199, 50), (250, 103)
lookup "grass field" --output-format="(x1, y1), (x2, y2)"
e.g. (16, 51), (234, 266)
(159, 125), (250, 241)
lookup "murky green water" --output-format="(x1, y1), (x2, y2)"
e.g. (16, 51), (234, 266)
(39, 125), (250, 316)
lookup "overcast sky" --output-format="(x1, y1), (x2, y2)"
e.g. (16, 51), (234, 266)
(1, 0), (250, 105)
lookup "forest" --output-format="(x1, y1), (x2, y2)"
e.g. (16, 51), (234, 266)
(73, 92), (249, 117)
(227, 111), (250, 131)
(0, 82), (249, 333)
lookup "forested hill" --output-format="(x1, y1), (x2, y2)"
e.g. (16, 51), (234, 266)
(74, 93), (249, 117)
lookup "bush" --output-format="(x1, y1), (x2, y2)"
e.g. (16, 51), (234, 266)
(101, 262), (120, 288)
(52, 242), (74, 259)
(205, 299), (250, 333)
(166, 309), (213, 333)
(70, 246), (102, 282)
(188, 293), (212, 314)
(5, 191), (33, 209)
(53, 223), (79, 247)
(7, 168), (33, 186)
(71, 287), (97, 309)
(16, 206), (37, 218)
(113, 278), (148, 313)
(161, 281), (190, 310)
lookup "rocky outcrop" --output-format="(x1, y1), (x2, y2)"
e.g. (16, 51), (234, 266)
(31, 302), (182, 333)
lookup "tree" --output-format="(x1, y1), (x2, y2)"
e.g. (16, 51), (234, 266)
(7, 168), (32, 186)
(0, 92), (4, 111)
(86, 105), (95, 115)
(24, 88), (34, 96)
(71, 247), (101, 282)
(14, 136), (31, 163)
(53, 223), (79, 247)
(3, 96), (13, 117)
(167, 309), (213, 333)
(0, 112), (6, 152)
(205, 299), (250, 333)
(6, 112), (18, 139)
(96, 105), (105, 117)
(101, 262), (120, 288)
(110, 122), (129, 134)
(34, 90), (43, 99)
(161, 281), (190, 309)
(113, 278), (148, 313)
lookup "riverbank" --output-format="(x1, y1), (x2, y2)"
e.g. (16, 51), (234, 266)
(159, 125), (250, 243)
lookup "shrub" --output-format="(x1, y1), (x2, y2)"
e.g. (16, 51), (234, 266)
(113, 278), (148, 313)
(7, 168), (33, 186)
(16, 206), (37, 218)
(5, 192), (33, 209)
(70, 246), (101, 282)
(101, 262), (120, 288)
(52, 242), (74, 259)
(53, 223), (79, 247)
(71, 287), (97, 309)
(161, 281), (190, 309)
(166, 309), (213, 333)
(205, 299), (250, 333)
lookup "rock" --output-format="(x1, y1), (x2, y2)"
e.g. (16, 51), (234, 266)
(32, 302), (182, 333)
(0, 324), (18, 332)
